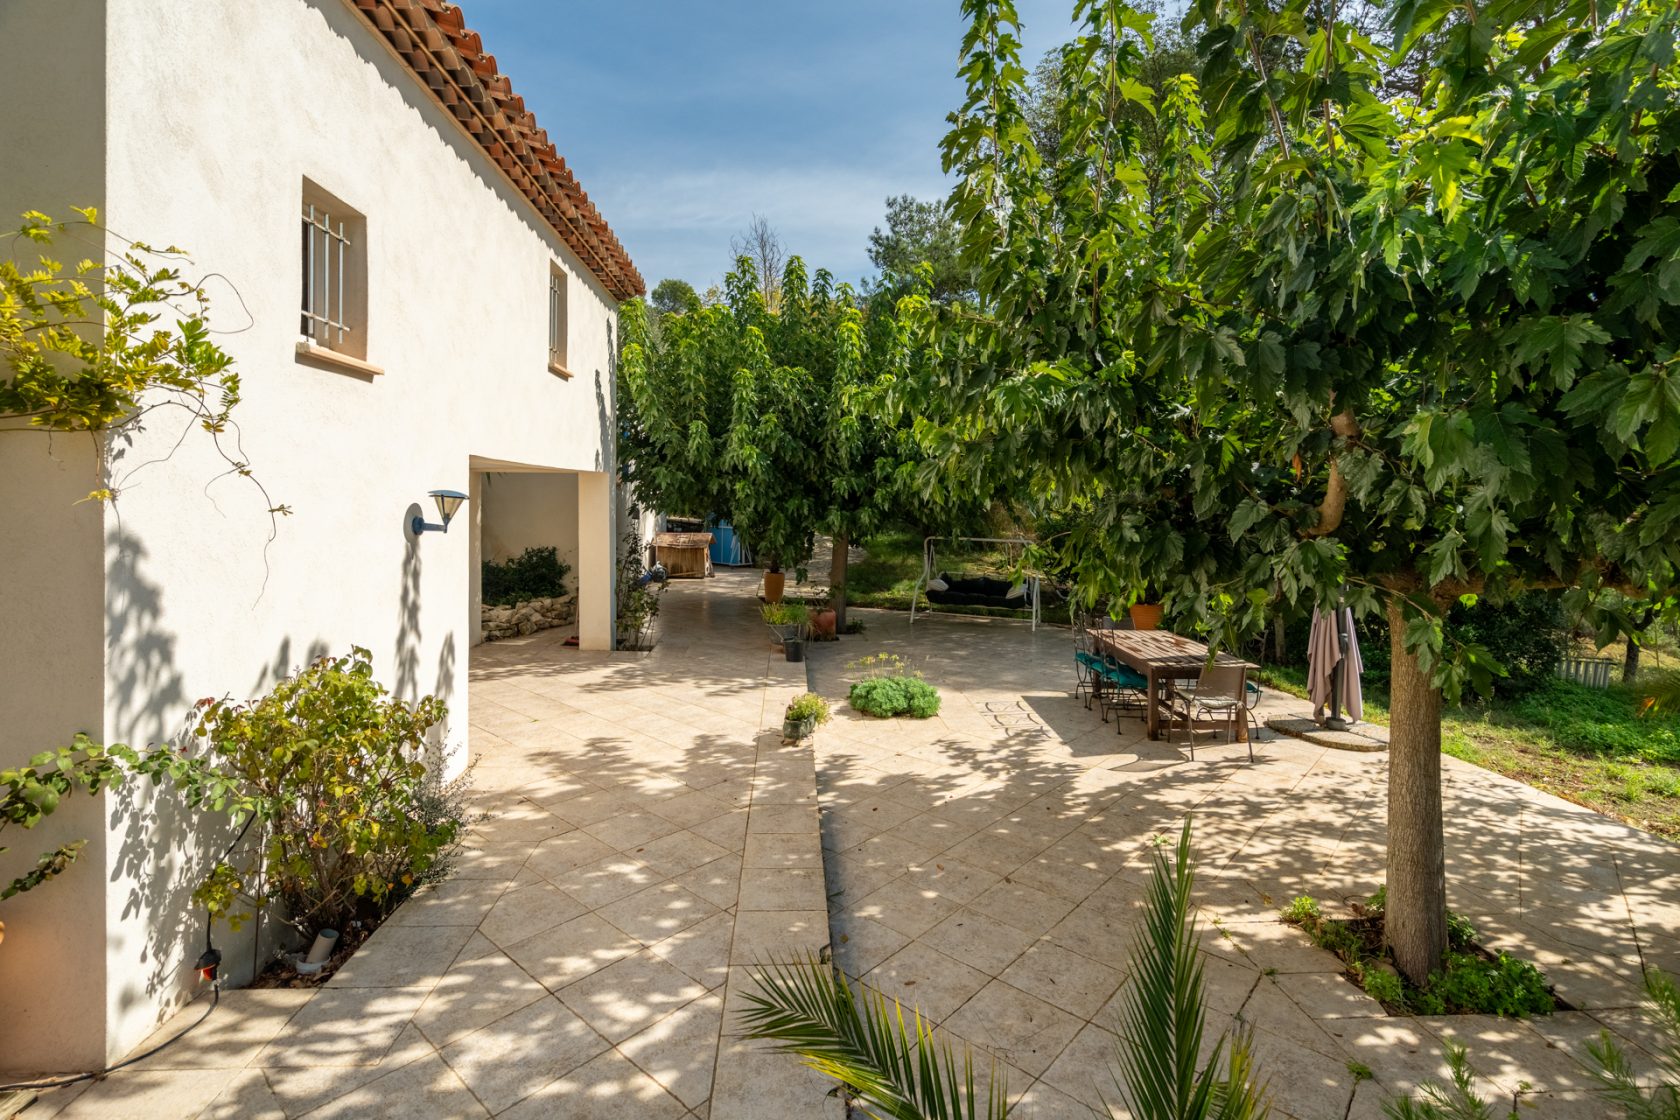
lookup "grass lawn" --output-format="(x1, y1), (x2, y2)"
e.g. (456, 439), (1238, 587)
(847, 530), (1047, 622)
(1254, 664), (1680, 839)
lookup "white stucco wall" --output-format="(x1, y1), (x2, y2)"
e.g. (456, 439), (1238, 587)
(481, 471), (582, 580)
(1, 0), (624, 1068)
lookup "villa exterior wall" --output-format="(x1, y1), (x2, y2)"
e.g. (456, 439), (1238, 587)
(0, 0), (626, 1069)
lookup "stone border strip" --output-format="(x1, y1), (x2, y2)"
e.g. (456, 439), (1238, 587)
(710, 650), (834, 1116)
(1265, 715), (1388, 752)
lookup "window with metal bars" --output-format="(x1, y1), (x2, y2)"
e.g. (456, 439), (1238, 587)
(300, 181), (367, 359)
(548, 265), (569, 375)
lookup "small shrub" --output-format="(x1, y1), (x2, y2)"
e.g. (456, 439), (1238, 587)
(482, 546), (570, 606)
(1282, 895), (1322, 924)
(762, 602), (811, 627)
(1428, 952), (1555, 1018)
(1359, 965), (1406, 1009)
(135, 648), (465, 937)
(785, 693), (832, 724)
(849, 677), (942, 719)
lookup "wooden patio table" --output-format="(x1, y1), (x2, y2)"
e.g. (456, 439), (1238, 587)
(1088, 629), (1257, 742)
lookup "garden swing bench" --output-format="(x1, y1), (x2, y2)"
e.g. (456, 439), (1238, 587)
(910, 536), (1043, 631)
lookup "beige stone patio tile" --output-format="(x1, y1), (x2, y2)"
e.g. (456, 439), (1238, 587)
(598, 881), (721, 944)
(747, 802), (820, 835)
(1238, 978), (1348, 1061)
(52, 1068), (240, 1119)
(546, 787), (647, 828)
(1000, 941), (1125, 1020)
(707, 1044), (836, 1120)
(559, 950), (710, 1044)
(258, 986), (433, 1067)
(583, 809), (686, 852)
(862, 940), (992, 1023)
(742, 832), (822, 869)
(971, 879), (1079, 937)
(447, 839), (536, 880)
(1273, 971), (1386, 1020)
(470, 801), (571, 843)
(943, 978), (1084, 1077)
(303, 1050), (489, 1119)
(1244, 1026), (1361, 1120)
(675, 854), (743, 910)
(549, 853), (663, 909)
(1012, 1075), (1115, 1119)
(412, 950), (548, 1048)
(383, 875), (510, 928)
(738, 867), (827, 912)
(1221, 918), (1344, 974)
(123, 988), (314, 1071)
(248, 1023), (431, 1115)
(941, 832), (1046, 878)
(440, 994), (611, 1114)
(918, 908), (1041, 977)
(523, 829), (621, 880)
(633, 829), (733, 877)
(325, 924), (477, 990)
(647, 909), (735, 991)
(200, 1067), (286, 1119)
(900, 854), (1003, 906)
(1039, 1019), (1122, 1113)
(503, 913), (641, 992)
(1043, 898), (1138, 966)
(653, 788), (737, 828)
(832, 914), (912, 978)
(478, 880), (591, 948)
(1421, 1015), (1597, 1094)
(855, 875), (961, 940)
(689, 808), (750, 852)
(619, 991), (724, 1108)
(729, 910), (831, 965)
(1322, 1018), (1460, 1098)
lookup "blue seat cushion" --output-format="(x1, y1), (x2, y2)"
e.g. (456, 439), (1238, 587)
(1075, 651), (1105, 670)
(1099, 663), (1147, 689)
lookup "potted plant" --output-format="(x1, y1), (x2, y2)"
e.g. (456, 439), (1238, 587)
(810, 600), (838, 639)
(782, 693), (831, 741)
(761, 601), (809, 646)
(1129, 594), (1164, 631)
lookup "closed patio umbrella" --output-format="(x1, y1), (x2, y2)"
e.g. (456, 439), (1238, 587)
(1308, 604), (1363, 727)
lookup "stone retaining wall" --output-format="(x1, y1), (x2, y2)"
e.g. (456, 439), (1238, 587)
(481, 594), (576, 640)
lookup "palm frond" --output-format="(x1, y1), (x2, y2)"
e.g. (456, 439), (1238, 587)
(1111, 818), (1270, 1120)
(1383, 1045), (1495, 1120)
(1586, 970), (1680, 1120)
(738, 954), (1010, 1120)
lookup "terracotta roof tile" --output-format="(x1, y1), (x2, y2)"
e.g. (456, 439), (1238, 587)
(350, 0), (644, 299)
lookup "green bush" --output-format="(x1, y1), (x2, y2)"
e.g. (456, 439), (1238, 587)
(482, 546), (570, 607)
(849, 677), (942, 719)
(762, 602), (811, 627)
(785, 693), (832, 724)
(137, 648), (465, 937)
(1423, 952), (1556, 1018)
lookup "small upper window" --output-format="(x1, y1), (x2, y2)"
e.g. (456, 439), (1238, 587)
(300, 180), (367, 360)
(548, 265), (570, 376)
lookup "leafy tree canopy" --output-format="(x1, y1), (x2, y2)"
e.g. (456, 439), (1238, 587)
(867, 195), (975, 302)
(650, 277), (702, 318)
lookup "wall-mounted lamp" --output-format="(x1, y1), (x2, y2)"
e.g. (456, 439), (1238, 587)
(412, 489), (468, 536)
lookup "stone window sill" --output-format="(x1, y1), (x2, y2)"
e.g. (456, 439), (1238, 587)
(548, 359), (574, 380)
(296, 340), (384, 378)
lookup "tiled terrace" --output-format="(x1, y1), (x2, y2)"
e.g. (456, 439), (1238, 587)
(26, 580), (1680, 1119)
(808, 608), (1680, 1119)
(31, 571), (828, 1120)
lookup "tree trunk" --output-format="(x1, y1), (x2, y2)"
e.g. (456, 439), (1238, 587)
(830, 533), (849, 632)
(1272, 615), (1287, 664)
(1624, 637), (1641, 685)
(1385, 596), (1448, 986)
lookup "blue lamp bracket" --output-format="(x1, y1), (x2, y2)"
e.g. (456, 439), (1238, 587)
(412, 489), (468, 536)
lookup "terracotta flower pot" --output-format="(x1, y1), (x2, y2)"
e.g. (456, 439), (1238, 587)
(763, 571), (785, 603)
(811, 607), (837, 638)
(1129, 602), (1164, 631)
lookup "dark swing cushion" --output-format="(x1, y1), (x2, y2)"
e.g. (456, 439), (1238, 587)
(926, 573), (1018, 607)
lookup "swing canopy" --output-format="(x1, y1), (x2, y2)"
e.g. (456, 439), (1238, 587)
(911, 536), (1042, 630)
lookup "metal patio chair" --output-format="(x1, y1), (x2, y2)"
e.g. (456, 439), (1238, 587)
(1168, 663), (1252, 761)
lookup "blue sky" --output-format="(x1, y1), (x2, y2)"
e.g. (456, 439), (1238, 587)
(462, 1), (1082, 292)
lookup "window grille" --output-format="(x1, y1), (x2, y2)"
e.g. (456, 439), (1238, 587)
(301, 203), (353, 347)
(548, 267), (568, 371)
